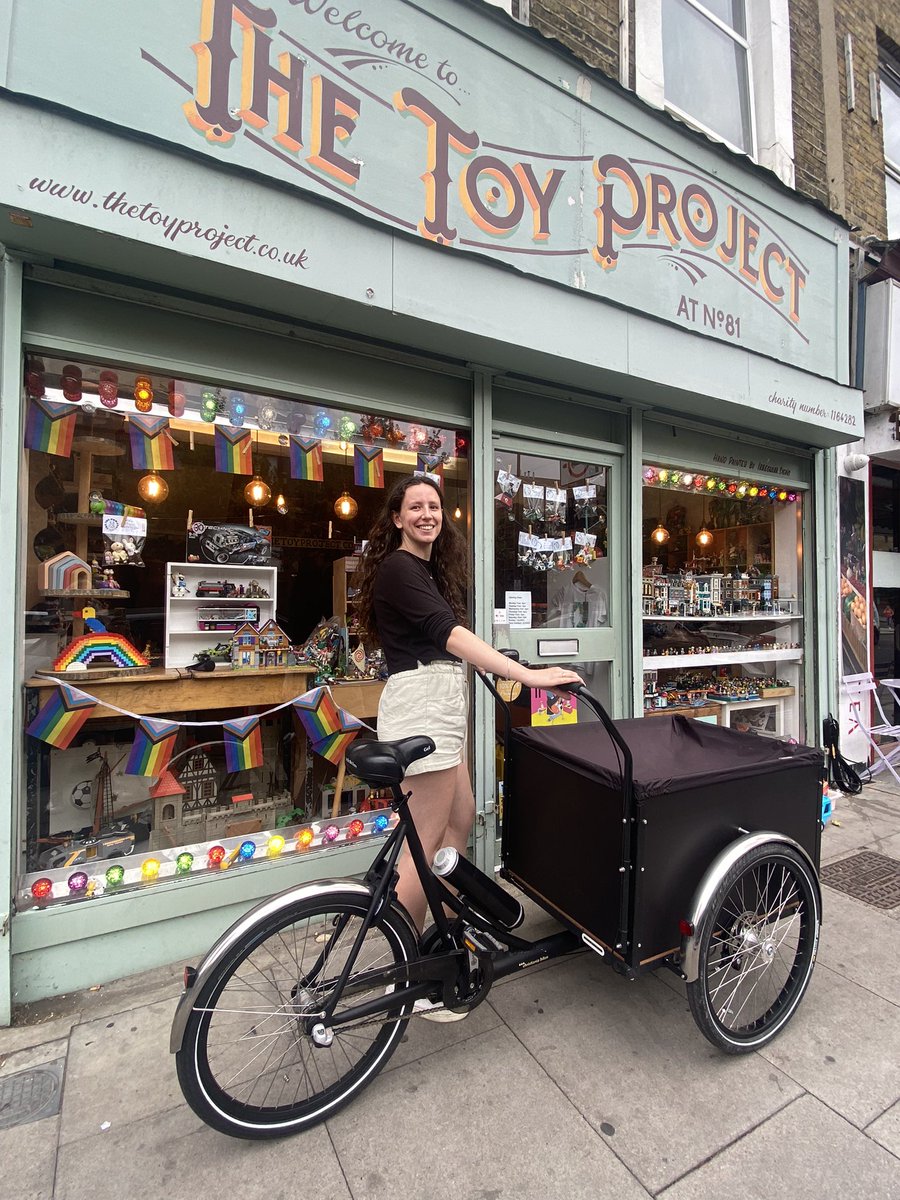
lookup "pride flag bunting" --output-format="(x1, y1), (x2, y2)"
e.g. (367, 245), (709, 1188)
(129, 414), (175, 470)
(24, 398), (77, 458)
(223, 715), (264, 771)
(289, 436), (324, 482)
(292, 687), (343, 742)
(214, 426), (253, 475)
(354, 444), (384, 488)
(312, 710), (364, 764)
(26, 683), (96, 749)
(416, 454), (445, 484)
(124, 718), (180, 777)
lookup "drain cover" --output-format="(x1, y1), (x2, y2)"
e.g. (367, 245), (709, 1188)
(821, 851), (900, 910)
(0, 1060), (64, 1130)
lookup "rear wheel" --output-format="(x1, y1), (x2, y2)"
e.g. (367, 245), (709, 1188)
(176, 890), (417, 1138)
(686, 844), (820, 1053)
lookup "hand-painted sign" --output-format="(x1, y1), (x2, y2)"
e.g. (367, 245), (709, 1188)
(3, 0), (848, 379)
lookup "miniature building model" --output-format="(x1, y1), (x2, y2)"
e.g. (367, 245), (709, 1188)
(231, 622), (259, 669)
(231, 619), (291, 669)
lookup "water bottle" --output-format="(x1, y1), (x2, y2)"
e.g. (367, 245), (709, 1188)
(432, 847), (524, 930)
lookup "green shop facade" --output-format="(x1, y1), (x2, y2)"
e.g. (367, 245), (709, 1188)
(0, 0), (862, 1015)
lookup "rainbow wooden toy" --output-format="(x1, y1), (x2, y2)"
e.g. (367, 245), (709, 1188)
(40, 551), (92, 592)
(53, 632), (150, 672)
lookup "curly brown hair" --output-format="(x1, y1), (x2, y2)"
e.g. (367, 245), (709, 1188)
(354, 474), (469, 646)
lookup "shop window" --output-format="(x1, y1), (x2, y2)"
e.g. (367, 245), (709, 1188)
(635, 0), (795, 184)
(19, 355), (469, 909)
(880, 55), (900, 239)
(640, 465), (805, 740)
(871, 464), (900, 554)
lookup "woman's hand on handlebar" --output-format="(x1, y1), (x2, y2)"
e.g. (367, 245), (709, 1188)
(521, 666), (584, 691)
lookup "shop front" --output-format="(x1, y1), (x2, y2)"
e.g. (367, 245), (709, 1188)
(0, 0), (862, 1011)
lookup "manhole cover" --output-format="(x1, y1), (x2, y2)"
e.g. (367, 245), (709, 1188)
(0, 1060), (64, 1130)
(821, 851), (900, 910)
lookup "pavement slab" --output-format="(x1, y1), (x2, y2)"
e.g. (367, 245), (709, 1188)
(759, 963), (900, 1129)
(385, 995), (503, 1073)
(817, 886), (900, 1005)
(866, 1098), (900, 1159)
(0, 1114), (60, 1200)
(53, 1102), (352, 1200)
(0, 1037), (69, 1078)
(327, 1022), (651, 1200)
(657, 1094), (900, 1200)
(58, 996), (181, 1146)
(486, 953), (802, 1194)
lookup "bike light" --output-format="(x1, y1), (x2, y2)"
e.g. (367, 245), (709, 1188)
(296, 827), (314, 849)
(679, 919), (694, 937)
(31, 877), (53, 900)
(373, 813), (390, 834)
(183, 966), (197, 989)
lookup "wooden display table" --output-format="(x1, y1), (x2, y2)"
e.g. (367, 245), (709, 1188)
(643, 703), (721, 724)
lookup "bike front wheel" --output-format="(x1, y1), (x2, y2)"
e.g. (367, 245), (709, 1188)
(176, 889), (417, 1138)
(686, 843), (820, 1053)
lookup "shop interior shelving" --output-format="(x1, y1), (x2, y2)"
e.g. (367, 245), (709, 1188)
(165, 561), (277, 668)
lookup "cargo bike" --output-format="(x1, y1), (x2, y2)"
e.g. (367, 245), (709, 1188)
(171, 669), (824, 1140)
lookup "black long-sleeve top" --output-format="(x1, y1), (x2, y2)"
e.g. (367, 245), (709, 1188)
(373, 550), (460, 674)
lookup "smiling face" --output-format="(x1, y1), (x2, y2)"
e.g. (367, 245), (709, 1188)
(392, 482), (444, 558)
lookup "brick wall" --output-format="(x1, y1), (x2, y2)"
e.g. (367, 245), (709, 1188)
(530, 0), (620, 81)
(830, 2), (900, 237)
(789, 0), (829, 207)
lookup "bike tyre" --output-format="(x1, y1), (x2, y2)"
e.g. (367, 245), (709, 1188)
(176, 888), (417, 1139)
(686, 843), (820, 1054)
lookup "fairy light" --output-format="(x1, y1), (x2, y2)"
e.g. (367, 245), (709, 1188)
(31, 878), (53, 901)
(296, 827), (315, 850)
(141, 858), (161, 881)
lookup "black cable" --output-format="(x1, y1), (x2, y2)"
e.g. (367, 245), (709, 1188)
(822, 713), (863, 795)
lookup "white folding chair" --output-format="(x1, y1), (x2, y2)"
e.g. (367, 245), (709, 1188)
(842, 672), (900, 784)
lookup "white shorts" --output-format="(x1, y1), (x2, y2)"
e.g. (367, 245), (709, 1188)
(376, 661), (468, 776)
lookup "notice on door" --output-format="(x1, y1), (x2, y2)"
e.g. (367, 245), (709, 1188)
(505, 591), (533, 629)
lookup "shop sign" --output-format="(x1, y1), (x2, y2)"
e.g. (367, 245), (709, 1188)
(4, 0), (849, 382)
(643, 423), (811, 486)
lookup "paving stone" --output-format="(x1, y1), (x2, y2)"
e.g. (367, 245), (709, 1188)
(487, 954), (802, 1194)
(0, 1037), (68, 1079)
(759, 963), (900, 1129)
(817, 887), (900, 1005)
(0, 1114), (59, 1200)
(658, 1094), (900, 1200)
(327, 1023), (651, 1200)
(867, 1098), (900, 1158)
(54, 1103), (351, 1200)
(59, 996), (181, 1145)
(385, 993), (503, 1072)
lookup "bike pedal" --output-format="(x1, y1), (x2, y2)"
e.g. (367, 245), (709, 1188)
(462, 926), (504, 955)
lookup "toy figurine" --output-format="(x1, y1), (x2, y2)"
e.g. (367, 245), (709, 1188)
(171, 572), (190, 598)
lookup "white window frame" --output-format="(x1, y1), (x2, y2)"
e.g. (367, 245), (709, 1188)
(881, 57), (900, 239)
(635, 0), (795, 187)
(481, 0), (530, 24)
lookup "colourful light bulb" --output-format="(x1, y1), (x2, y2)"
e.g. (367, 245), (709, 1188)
(98, 370), (119, 409)
(347, 818), (365, 838)
(658, 469), (669, 483)
(61, 364), (83, 402)
(705, 478), (717, 491)
(296, 827), (314, 849)
(176, 852), (194, 874)
(68, 871), (89, 893)
(141, 858), (161, 881)
(133, 377), (154, 411)
(238, 840), (256, 860)
(228, 394), (246, 426)
(105, 864), (125, 888)
(373, 813), (390, 834)
(777, 490), (788, 502)
(322, 824), (340, 844)
(749, 486), (759, 497)
(31, 877), (53, 900)
(266, 835), (286, 858)
(167, 381), (186, 417)
(208, 844), (226, 866)
(200, 390), (218, 423)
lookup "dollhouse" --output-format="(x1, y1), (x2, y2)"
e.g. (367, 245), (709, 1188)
(231, 619), (291, 669)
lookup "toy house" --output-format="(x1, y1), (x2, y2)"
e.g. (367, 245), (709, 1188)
(257, 619), (291, 668)
(231, 622), (260, 669)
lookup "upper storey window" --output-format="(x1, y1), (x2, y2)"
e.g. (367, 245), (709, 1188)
(881, 57), (900, 238)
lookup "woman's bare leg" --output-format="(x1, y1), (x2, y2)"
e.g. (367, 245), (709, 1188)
(394, 766), (458, 932)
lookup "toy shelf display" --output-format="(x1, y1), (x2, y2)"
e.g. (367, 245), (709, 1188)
(641, 463), (805, 741)
(164, 562), (278, 668)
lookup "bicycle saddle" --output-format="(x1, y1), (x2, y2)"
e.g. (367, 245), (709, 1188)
(345, 736), (435, 785)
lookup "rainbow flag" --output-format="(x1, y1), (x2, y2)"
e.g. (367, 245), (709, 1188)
(124, 718), (180, 777)
(292, 687), (343, 742)
(290, 436), (324, 482)
(312, 710), (363, 764)
(223, 715), (264, 771)
(416, 454), (444, 483)
(214, 426), (253, 475)
(26, 683), (96, 749)
(354, 444), (384, 488)
(129, 414), (175, 470)
(24, 398), (77, 458)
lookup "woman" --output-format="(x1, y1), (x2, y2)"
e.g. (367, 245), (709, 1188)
(354, 475), (583, 950)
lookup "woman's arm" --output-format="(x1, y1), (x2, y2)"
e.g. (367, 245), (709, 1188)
(445, 626), (583, 691)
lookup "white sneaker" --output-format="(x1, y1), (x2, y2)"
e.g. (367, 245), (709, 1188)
(413, 997), (468, 1023)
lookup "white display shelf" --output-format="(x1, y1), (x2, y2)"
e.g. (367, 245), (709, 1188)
(165, 561), (277, 668)
(643, 614), (802, 623)
(642, 648), (803, 670)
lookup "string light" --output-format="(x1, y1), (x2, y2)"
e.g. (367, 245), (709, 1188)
(133, 377), (154, 412)
(644, 464), (800, 503)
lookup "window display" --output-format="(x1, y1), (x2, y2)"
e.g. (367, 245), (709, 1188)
(640, 464), (805, 739)
(20, 355), (469, 909)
